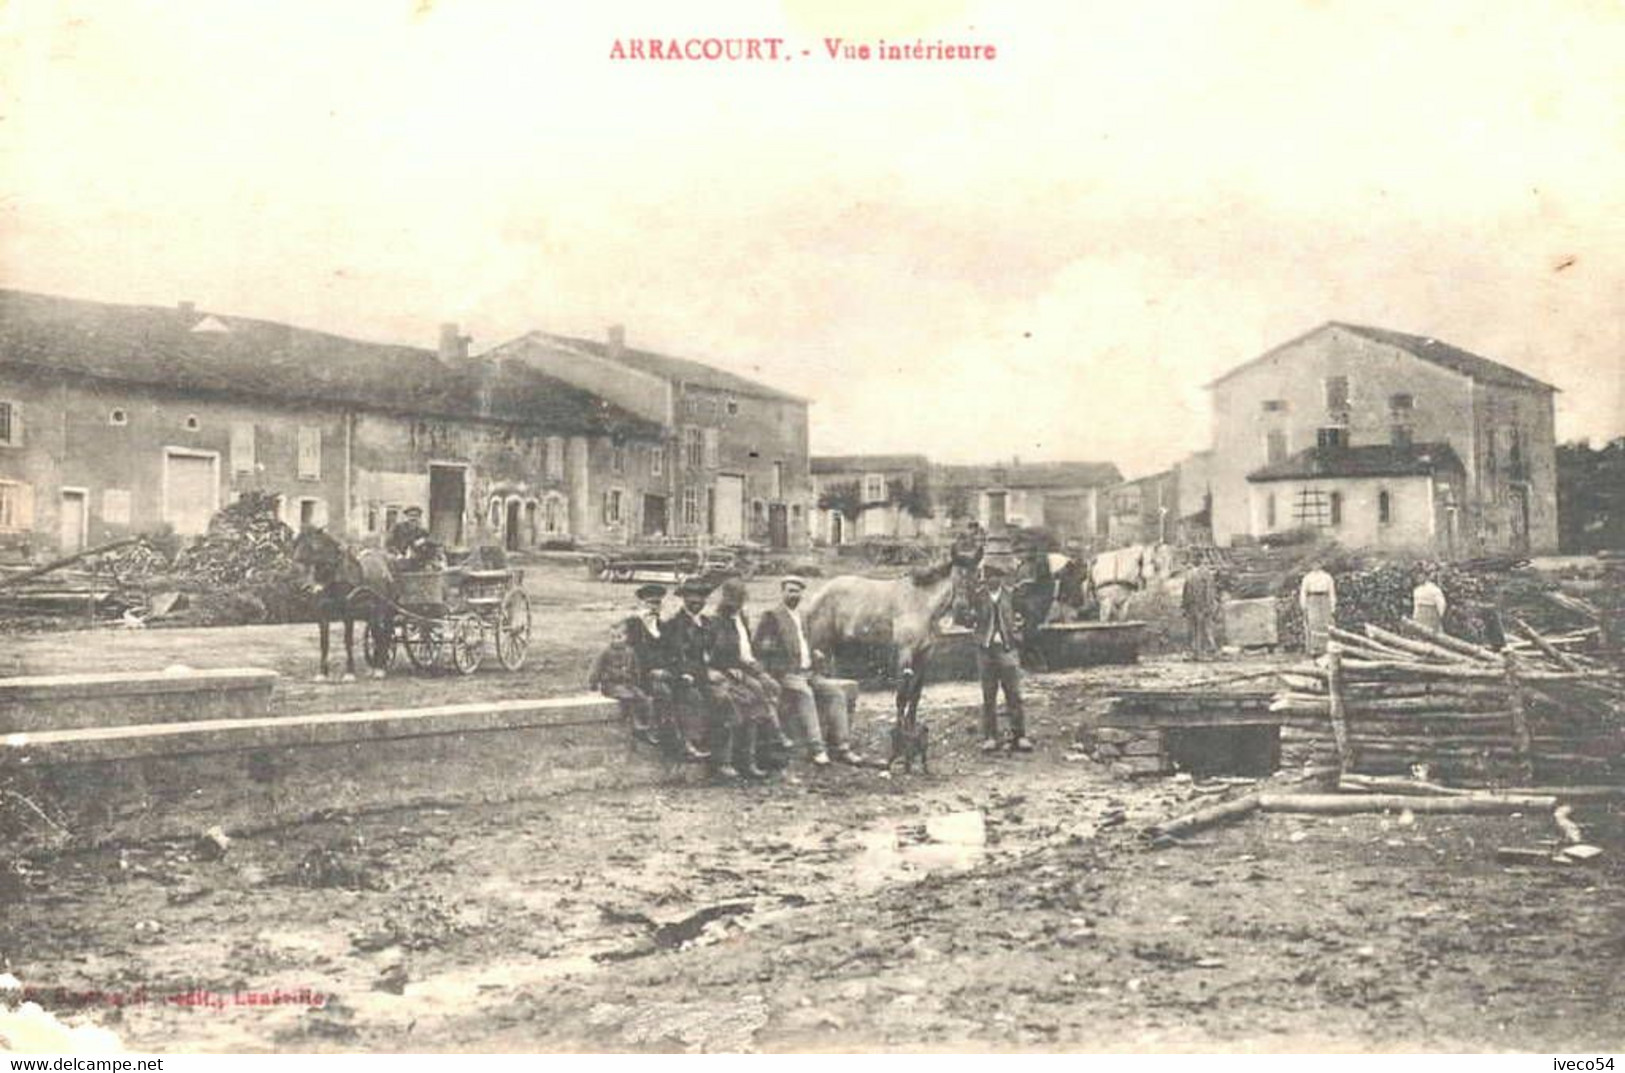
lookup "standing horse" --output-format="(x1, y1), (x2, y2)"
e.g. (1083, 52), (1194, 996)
(802, 545), (982, 771)
(290, 528), (397, 682)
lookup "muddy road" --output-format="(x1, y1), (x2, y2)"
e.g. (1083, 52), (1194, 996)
(4, 661), (1621, 1053)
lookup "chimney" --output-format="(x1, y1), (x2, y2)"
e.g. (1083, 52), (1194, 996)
(178, 301), (196, 317)
(438, 322), (470, 362)
(607, 324), (626, 361)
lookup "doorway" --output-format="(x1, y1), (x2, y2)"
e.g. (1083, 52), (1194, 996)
(59, 489), (88, 555)
(505, 498), (522, 551)
(768, 503), (788, 549)
(643, 494), (668, 537)
(428, 464), (467, 547)
(163, 449), (219, 537)
(714, 475), (745, 542)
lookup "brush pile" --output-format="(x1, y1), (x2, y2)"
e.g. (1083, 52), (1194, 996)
(1271, 614), (1622, 786)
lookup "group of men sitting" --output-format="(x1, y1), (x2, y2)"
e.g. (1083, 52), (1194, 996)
(588, 574), (865, 781)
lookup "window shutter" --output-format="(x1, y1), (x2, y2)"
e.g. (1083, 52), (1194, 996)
(17, 481), (35, 529)
(297, 427), (322, 479)
(703, 428), (719, 469)
(231, 423), (256, 473)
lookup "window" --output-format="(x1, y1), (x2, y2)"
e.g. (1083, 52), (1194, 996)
(611, 444), (625, 474)
(1323, 376), (1350, 412)
(1484, 428), (1498, 476)
(1391, 425), (1413, 448)
(1266, 429), (1287, 464)
(297, 426), (322, 479)
(681, 485), (701, 526)
(384, 506), (400, 533)
(1378, 489), (1392, 525)
(650, 444), (664, 476)
(1329, 491), (1343, 527)
(184, 414), (201, 431)
(297, 497), (327, 528)
(772, 461), (785, 500)
(231, 422), (255, 474)
(546, 436), (566, 480)
(366, 505), (379, 533)
(1265, 492), (1276, 530)
(1389, 393), (1414, 411)
(109, 409), (128, 426)
(1262, 399), (1287, 413)
(0, 401), (19, 446)
(863, 473), (887, 502)
(702, 427), (720, 469)
(725, 396), (739, 416)
(603, 489), (623, 525)
(1317, 427), (1349, 450)
(684, 427), (705, 468)
(488, 497), (503, 530)
(0, 480), (34, 531)
(1508, 426), (1526, 477)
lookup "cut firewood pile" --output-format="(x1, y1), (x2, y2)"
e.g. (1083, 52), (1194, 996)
(1269, 617), (1622, 785)
(0, 493), (309, 628)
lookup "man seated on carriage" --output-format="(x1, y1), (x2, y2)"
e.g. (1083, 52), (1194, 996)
(706, 577), (793, 779)
(385, 506), (441, 572)
(754, 575), (864, 767)
(625, 583), (706, 760)
(665, 577), (741, 781)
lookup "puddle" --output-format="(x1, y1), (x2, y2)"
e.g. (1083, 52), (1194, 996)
(855, 810), (988, 890)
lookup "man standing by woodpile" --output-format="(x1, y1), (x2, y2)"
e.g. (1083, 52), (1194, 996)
(1299, 562), (1337, 656)
(666, 578), (737, 780)
(973, 560), (1032, 753)
(754, 575), (864, 767)
(1181, 562), (1220, 661)
(1411, 569), (1448, 634)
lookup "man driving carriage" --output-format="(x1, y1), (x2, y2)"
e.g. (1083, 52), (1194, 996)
(386, 506), (441, 571)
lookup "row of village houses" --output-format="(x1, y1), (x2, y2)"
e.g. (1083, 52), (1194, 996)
(0, 289), (1561, 560)
(814, 323), (1561, 556)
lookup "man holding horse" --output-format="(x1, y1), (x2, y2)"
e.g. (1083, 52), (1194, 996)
(973, 560), (1032, 753)
(754, 575), (863, 767)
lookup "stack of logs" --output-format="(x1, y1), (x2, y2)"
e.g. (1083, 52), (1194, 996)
(1271, 618), (1622, 786)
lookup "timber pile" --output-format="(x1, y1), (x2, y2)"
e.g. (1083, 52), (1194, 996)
(1270, 618), (1623, 786)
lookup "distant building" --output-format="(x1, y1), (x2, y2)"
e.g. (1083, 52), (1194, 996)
(1105, 468), (1181, 546)
(0, 290), (659, 560)
(810, 454), (935, 545)
(485, 327), (812, 548)
(937, 460), (1122, 544)
(1206, 323), (1559, 554)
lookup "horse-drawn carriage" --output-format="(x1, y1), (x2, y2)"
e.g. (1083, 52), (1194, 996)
(363, 563), (532, 675)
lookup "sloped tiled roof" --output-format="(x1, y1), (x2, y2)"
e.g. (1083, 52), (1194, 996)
(1247, 442), (1465, 482)
(528, 331), (806, 404)
(0, 289), (660, 438)
(812, 454), (931, 475)
(940, 460), (1122, 490)
(1208, 322), (1558, 393)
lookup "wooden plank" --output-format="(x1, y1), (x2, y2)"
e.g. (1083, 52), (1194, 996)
(1257, 792), (1557, 814)
(1327, 647), (1351, 776)
(1393, 619), (1506, 664)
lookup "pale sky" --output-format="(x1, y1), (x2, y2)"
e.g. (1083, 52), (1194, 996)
(3, 0), (1622, 477)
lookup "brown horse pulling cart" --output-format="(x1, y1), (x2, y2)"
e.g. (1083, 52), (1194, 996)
(364, 566), (532, 675)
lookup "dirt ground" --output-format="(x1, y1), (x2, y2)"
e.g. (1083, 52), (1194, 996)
(3, 561), (1622, 1053)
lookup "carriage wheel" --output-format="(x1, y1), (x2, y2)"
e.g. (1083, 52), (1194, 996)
(402, 620), (442, 670)
(449, 615), (485, 676)
(496, 589), (531, 671)
(363, 620), (397, 670)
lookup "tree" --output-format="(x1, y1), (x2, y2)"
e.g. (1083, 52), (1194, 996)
(888, 474), (933, 520)
(1557, 437), (1625, 553)
(817, 481), (863, 522)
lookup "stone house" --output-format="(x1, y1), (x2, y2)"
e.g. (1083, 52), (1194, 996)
(1206, 323), (1559, 554)
(809, 454), (935, 545)
(484, 327), (813, 548)
(937, 460), (1122, 545)
(0, 290), (659, 560)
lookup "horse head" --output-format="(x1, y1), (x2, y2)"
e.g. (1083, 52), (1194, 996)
(290, 527), (342, 592)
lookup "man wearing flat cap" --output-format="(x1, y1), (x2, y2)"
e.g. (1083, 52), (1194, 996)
(754, 575), (864, 766)
(625, 583), (705, 759)
(665, 577), (738, 779)
(386, 505), (438, 571)
(973, 559), (1032, 752)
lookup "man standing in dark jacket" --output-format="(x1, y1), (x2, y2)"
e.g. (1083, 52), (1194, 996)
(665, 577), (737, 780)
(973, 560), (1031, 753)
